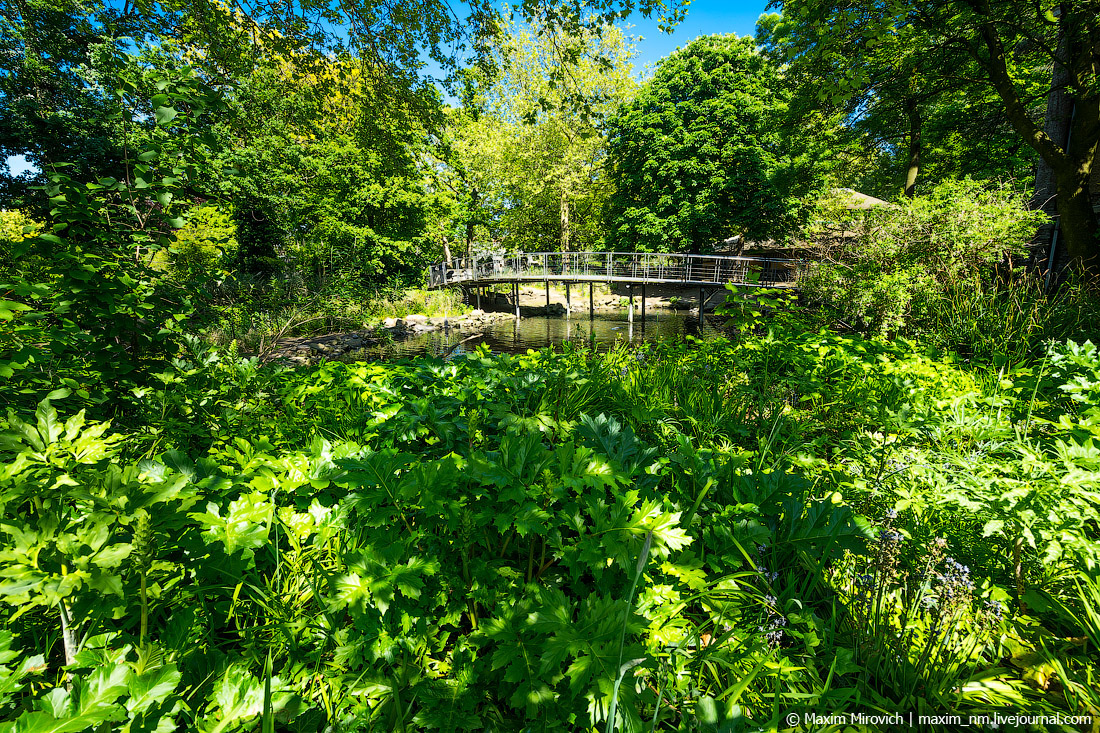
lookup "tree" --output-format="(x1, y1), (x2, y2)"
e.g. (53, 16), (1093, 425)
(766, 0), (1100, 274)
(431, 19), (637, 255)
(758, 8), (1035, 201)
(606, 35), (796, 254)
(429, 105), (512, 260)
(2, 0), (687, 208)
(758, 9), (981, 198)
(0, 0), (128, 211)
(205, 52), (441, 289)
(489, 19), (637, 252)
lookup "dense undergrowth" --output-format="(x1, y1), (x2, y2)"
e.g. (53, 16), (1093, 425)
(198, 282), (469, 356)
(2, 322), (1099, 731)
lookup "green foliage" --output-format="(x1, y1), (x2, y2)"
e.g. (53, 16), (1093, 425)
(5, 3), (1100, 724)
(801, 179), (1046, 338)
(231, 199), (281, 280)
(606, 35), (803, 253)
(0, 210), (43, 285)
(757, 1), (1035, 198)
(917, 273), (1100, 363)
(155, 204), (237, 281)
(6, 320), (1095, 728)
(439, 18), (638, 254)
(766, 0), (1099, 272)
(1049, 339), (1100, 431)
(0, 0), (129, 213)
(1, 64), (223, 392)
(176, 56), (444, 341)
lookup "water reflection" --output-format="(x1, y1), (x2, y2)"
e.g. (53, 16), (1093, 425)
(344, 309), (728, 362)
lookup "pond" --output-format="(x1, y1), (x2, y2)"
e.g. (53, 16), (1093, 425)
(350, 309), (731, 361)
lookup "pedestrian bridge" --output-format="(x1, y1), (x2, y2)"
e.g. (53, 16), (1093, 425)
(426, 251), (803, 289)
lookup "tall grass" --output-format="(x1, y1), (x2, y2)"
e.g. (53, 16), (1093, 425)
(360, 286), (468, 320)
(203, 286), (469, 354)
(914, 273), (1100, 363)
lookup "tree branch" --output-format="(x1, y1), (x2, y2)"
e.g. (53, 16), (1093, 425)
(971, 0), (1069, 168)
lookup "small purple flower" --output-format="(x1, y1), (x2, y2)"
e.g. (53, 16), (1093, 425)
(765, 628), (784, 648)
(885, 508), (898, 520)
(877, 529), (903, 545)
(938, 557), (975, 601)
(756, 564), (778, 583)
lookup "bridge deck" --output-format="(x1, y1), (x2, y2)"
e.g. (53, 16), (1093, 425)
(427, 251), (804, 289)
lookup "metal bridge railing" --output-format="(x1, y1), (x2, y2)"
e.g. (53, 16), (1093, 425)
(426, 251), (803, 289)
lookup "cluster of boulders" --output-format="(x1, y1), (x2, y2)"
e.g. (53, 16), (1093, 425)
(266, 309), (517, 366)
(380, 310), (520, 336)
(587, 294), (626, 310)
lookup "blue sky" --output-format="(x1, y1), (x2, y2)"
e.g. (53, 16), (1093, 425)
(5, 0), (772, 178)
(624, 0), (771, 73)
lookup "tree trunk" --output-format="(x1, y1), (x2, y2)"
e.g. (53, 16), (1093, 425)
(1032, 21), (1073, 214)
(1054, 152), (1100, 273)
(465, 189), (479, 259)
(1028, 9), (1074, 270)
(903, 97), (921, 198)
(560, 188), (571, 253)
(974, 10), (1100, 275)
(441, 235), (453, 267)
(1058, 85), (1100, 274)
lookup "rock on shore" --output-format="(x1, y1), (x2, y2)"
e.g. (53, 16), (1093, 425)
(267, 309), (518, 366)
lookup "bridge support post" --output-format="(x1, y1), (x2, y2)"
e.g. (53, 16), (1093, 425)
(545, 281), (550, 310)
(627, 284), (634, 323)
(589, 283), (594, 319)
(565, 283), (571, 316)
(641, 284), (646, 322)
(476, 288), (481, 311)
(698, 287), (705, 325)
(514, 282), (520, 319)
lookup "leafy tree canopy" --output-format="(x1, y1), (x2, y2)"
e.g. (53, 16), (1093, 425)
(606, 34), (798, 254)
(764, 0), (1099, 273)
(755, 7), (1032, 199)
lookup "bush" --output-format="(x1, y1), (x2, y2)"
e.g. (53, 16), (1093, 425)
(801, 179), (1047, 338)
(6, 334), (1097, 728)
(0, 210), (43, 283)
(152, 203), (238, 281)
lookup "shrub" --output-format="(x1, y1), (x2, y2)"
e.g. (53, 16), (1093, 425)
(0, 210), (43, 283)
(801, 179), (1047, 338)
(153, 203), (238, 280)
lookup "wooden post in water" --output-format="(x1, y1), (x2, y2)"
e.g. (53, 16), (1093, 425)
(641, 284), (646, 321)
(476, 287), (481, 311)
(514, 282), (520, 319)
(589, 283), (594, 319)
(627, 284), (634, 323)
(565, 283), (571, 316)
(545, 281), (550, 310)
(698, 287), (705, 325)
